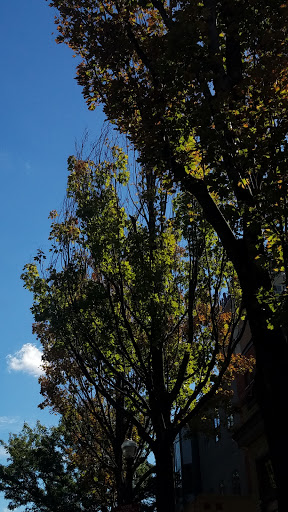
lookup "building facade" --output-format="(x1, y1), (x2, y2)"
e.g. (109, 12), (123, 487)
(174, 317), (278, 512)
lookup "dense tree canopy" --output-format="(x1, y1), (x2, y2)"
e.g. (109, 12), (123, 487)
(0, 414), (155, 512)
(46, 1), (288, 507)
(22, 142), (250, 511)
(50, 0), (288, 245)
(48, 0), (288, 294)
(0, 422), (100, 512)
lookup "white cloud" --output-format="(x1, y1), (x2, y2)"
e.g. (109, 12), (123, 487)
(0, 416), (18, 426)
(7, 343), (44, 377)
(0, 416), (21, 436)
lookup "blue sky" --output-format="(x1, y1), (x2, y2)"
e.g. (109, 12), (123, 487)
(0, 1), (104, 509)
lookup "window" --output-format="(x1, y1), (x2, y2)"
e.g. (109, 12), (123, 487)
(227, 413), (234, 429)
(219, 480), (225, 495)
(265, 459), (277, 489)
(232, 470), (241, 495)
(273, 284), (284, 294)
(214, 410), (221, 442)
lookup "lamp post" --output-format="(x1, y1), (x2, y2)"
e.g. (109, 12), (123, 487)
(121, 440), (138, 506)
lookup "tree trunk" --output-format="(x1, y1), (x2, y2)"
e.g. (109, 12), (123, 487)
(245, 315), (288, 512)
(192, 190), (288, 509)
(236, 253), (288, 512)
(154, 439), (176, 512)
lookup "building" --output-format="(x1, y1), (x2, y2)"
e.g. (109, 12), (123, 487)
(174, 301), (279, 512)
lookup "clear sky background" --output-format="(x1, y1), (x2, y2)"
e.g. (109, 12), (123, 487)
(0, 1), (105, 510)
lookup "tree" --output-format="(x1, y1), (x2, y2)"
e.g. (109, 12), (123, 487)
(46, 1), (288, 507)
(23, 142), (251, 512)
(38, 325), (156, 510)
(0, 422), (102, 512)
(0, 417), (155, 512)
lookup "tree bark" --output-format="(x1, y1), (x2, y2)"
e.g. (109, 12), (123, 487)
(242, 298), (288, 512)
(154, 438), (176, 512)
(223, 232), (288, 510)
(180, 169), (288, 509)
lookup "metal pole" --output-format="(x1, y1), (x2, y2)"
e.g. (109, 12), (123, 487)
(126, 457), (133, 505)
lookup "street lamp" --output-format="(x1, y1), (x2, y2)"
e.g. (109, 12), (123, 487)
(121, 439), (138, 460)
(121, 440), (138, 505)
